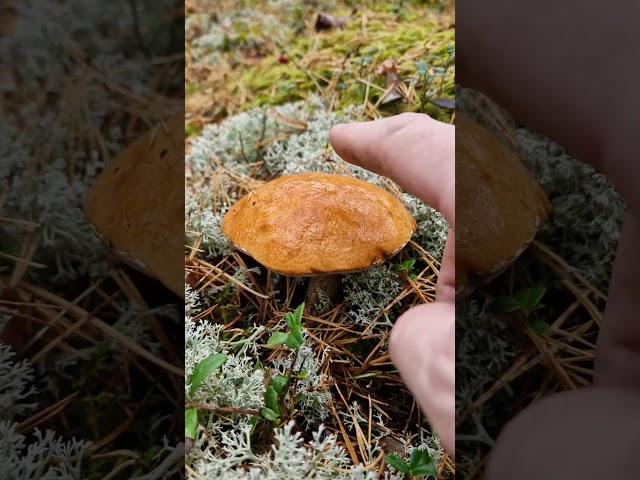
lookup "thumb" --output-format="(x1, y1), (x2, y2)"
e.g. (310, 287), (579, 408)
(389, 302), (455, 454)
(329, 113), (455, 225)
(331, 114), (456, 302)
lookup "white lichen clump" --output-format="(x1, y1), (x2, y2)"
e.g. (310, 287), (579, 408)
(185, 286), (379, 478)
(0, 421), (90, 480)
(0, 342), (37, 420)
(186, 9), (288, 67)
(186, 98), (448, 280)
(0, 319), (91, 478)
(185, 318), (265, 411)
(191, 421), (377, 480)
(343, 265), (403, 329)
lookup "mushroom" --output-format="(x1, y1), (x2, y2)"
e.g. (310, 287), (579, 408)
(221, 172), (417, 309)
(85, 113), (184, 297)
(456, 114), (550, 296)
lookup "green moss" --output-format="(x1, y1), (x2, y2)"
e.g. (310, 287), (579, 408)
(229, 9), (454, 120)
(186, 82), (199, 96)
(185, 123), (202, 138)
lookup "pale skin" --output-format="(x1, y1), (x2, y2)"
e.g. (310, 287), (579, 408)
(330, 113), (456, 453)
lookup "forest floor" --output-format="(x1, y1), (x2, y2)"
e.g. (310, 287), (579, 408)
(185, 1), (455, 479)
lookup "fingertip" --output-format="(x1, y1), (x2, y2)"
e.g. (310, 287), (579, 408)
(329, 122), (347, 143)
(328, 122), (353, 163)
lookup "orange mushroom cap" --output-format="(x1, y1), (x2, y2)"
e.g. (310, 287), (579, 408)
(456, 114), (550, 295)
(85, 113), (184, 297)
(221, 172), (417, 276)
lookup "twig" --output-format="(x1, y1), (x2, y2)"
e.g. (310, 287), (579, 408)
(128, 443), (184, 480)
(185, 403), (260, 416)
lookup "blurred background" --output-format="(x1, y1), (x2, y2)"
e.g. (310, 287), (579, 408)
(0, 0), (184, 478)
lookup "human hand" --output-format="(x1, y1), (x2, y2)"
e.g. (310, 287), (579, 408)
(330, 113), (456, 453)
(458, 1), (640, 477)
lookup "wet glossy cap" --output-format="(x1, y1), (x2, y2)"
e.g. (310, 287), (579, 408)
(221, 172), (417, 276)
(456, 114), (550, 295)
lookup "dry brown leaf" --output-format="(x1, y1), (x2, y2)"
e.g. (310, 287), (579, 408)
(315, 13), (347, 31)
(375, 58), (403, 105)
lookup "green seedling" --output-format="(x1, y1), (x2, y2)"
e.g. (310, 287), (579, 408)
(185, 407), (198, 441)
(261, 371), (302, 424)
(262, 304), (308, 423)
(493, 286), (546, 314)
(493, 286), (550, 336)
(393, 258), (418, 280)
(189, 353), (228, 396)
(185, 353), (228, 441)
(266, 303), (305, 350)
(261, 376), (286, 423)
(386, 449), (437, 478)
(261, 383), (281, 422)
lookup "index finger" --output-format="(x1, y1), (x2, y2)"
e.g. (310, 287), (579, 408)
(329, 113), (455, 225)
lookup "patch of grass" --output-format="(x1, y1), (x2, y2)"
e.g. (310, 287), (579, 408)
(186, 0), (454, 131)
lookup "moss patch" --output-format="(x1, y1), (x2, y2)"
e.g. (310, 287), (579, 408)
(186, 0), (454, 130)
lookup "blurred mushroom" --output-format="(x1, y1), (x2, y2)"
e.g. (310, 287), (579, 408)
(456, 114), (550, 296)
(0, 1), (17, 37)
(85, 113), (184, 297)
(314, 13), (347, 32)
(221, 172), (416, 310)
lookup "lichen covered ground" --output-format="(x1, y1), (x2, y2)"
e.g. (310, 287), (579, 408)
(1, 1), (184, 478)
(455, 88), (624, 476)
(185, 1), (454, 478)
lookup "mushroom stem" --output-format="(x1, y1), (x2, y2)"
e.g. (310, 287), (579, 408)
(305, 274), (342, 313)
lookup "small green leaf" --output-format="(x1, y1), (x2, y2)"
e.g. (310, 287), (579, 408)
(528, 318), (550, 337)
(492, 295), (522, 314)
(514, 286), (546, 311)
(411, 463), (438, 476)
(271, 375), (288, 394)
(249, 415), (259, 433)
(261, 407), (280, 422)
(286, 303), (305, 329)
(294, 302), (305, 319)
(266, 332), (289, 347)
(393, 258), (416, 272)
(185, 408), (198, 440)
(408, 449), (436, 476)
(293, 323), (304, 340)
(189, 353), (227, 396)
(265, 386), (280, 414)
(295, 369), (308, 380)
(285, 331), (304, 349)
(285, 312), (296, 330)
(386, 454), (410, 474)
(409, 449), (429, 469)
(408, 273), (418, 280)
(494, 286), (546, 314)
